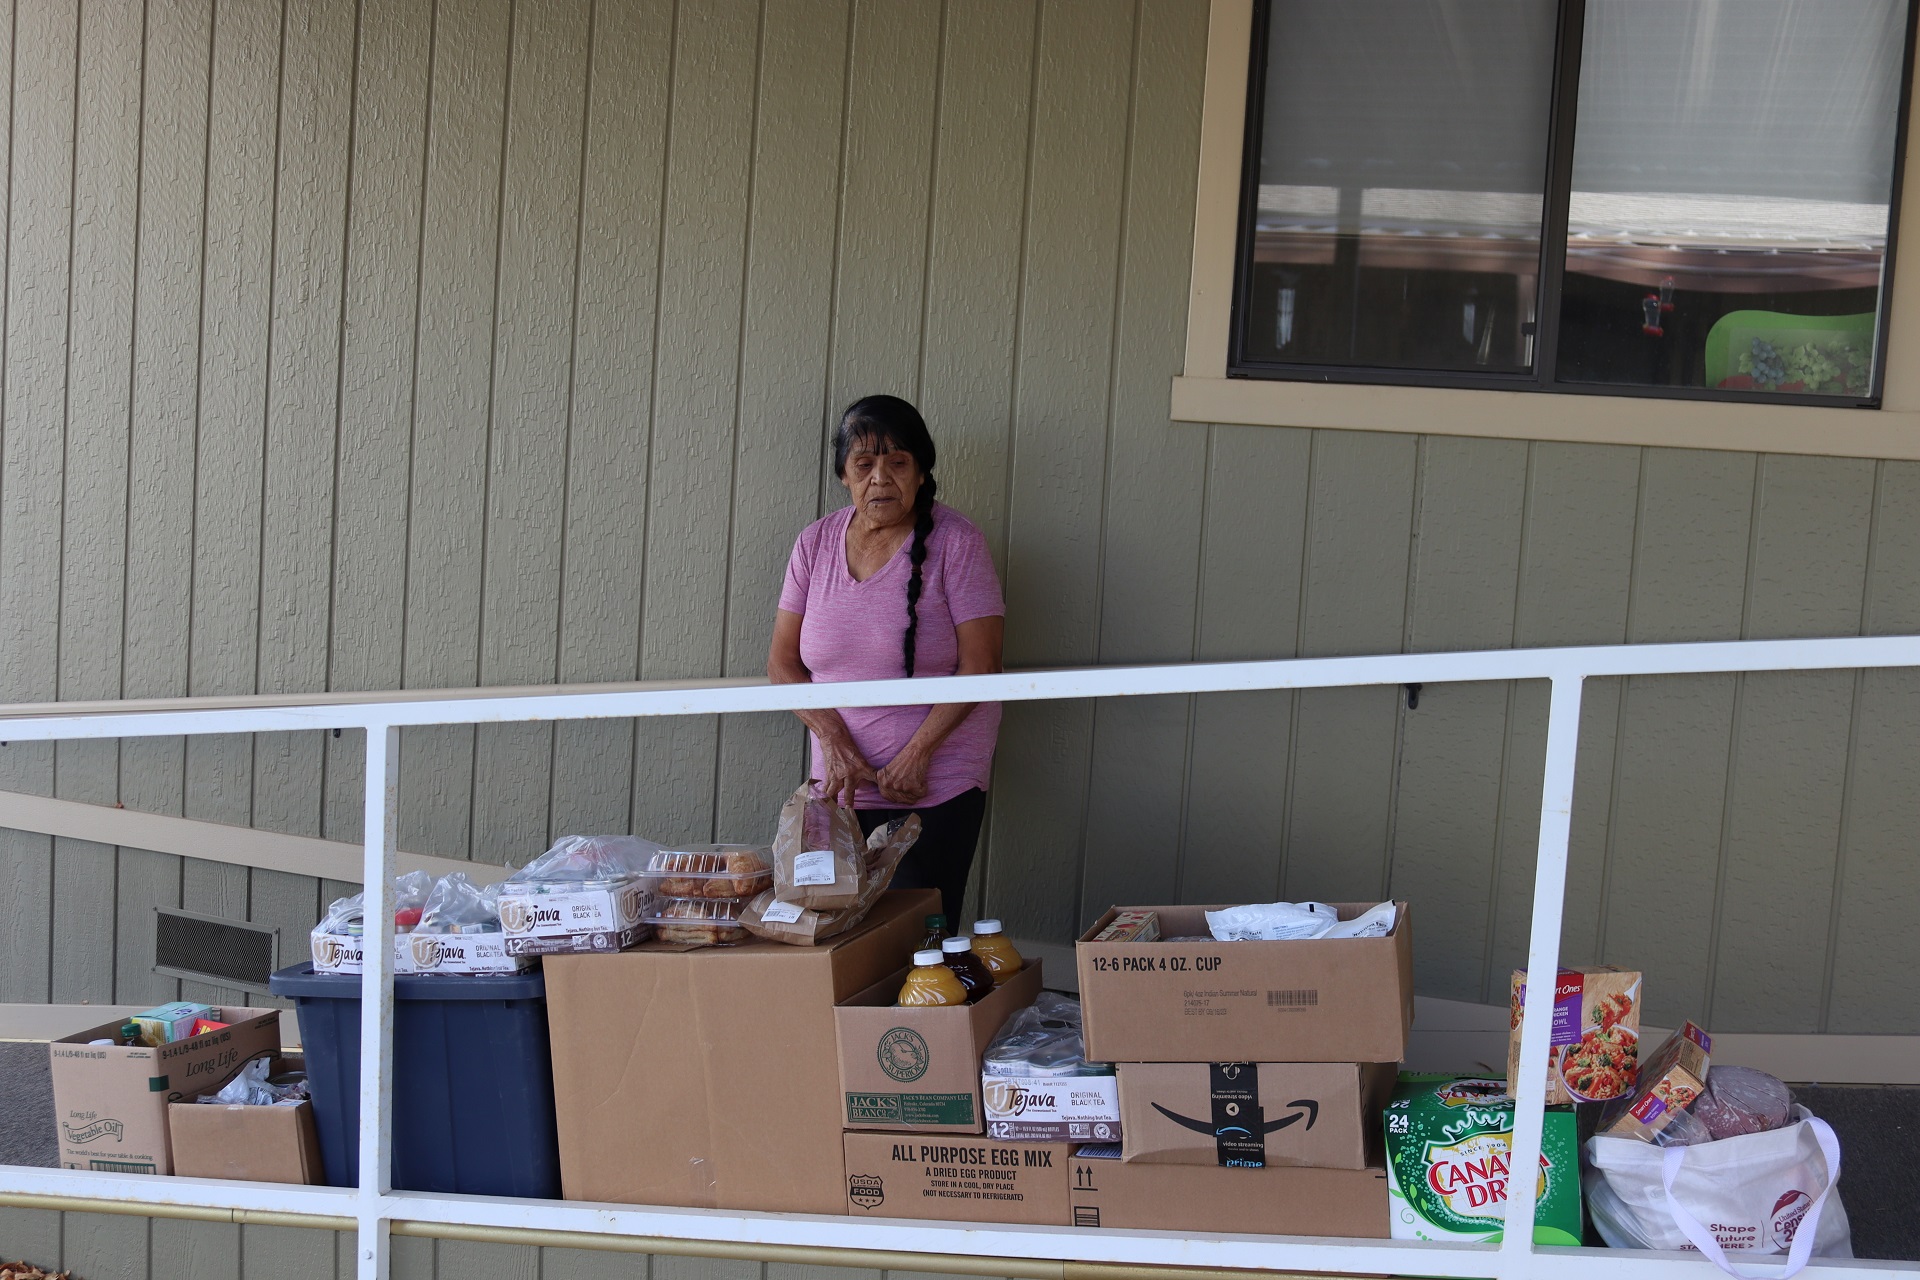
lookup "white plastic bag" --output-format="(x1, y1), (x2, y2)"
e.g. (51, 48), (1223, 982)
(1585, 1106), (1851, 1277)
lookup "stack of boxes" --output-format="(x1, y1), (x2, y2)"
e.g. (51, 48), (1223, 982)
(837, 899), (1414, 1237)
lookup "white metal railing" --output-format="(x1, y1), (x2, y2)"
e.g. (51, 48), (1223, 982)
(3, 634), (1918, 1280)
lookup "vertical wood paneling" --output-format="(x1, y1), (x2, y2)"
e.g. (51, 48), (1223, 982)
(548, 0), (675, 840)
(252, 0), (355, 851)
(433, 1238), (538, 1280)
(1487, 442), (1641, 999)
(0, 0), (79, 1003)
(987, 0), (1136, 939)
(1386, 438), (1526, 1000)
(1600, 449), (1756, 1027)
(398, 0), (506, 861)
(537, 1245), (648, 1280)
(712, 0), (853, 841)
(468, 0), (594, 863)
(50, 0), (144, 1004)
(115, 0), (216, 1008)
(1282, 431), (1417, 905)
(632, 0), (761, 843)
(0, 1207), (62, 1270)
(1710, 456), (1875, 1029)
(238, 1225), (332, 1280)
(1827, 460), (1920, 1030)
(1077, 0), (1209, 923)
(1180, 425), (1310, 904)
(65, 1212), (154, 1278)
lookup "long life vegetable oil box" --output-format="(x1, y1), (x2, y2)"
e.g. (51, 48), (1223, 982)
(1383, 1074), (1582, 1245)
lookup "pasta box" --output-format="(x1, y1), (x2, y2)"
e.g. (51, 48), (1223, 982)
(1597, 1021), (1712, 1142)
(1076, 902), (1413, 1063)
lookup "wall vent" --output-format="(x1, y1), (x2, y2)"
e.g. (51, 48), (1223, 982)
(153, 908), (279, 990)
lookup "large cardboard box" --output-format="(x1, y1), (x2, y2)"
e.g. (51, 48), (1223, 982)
(1117, 1061), (1394, 1169)
(1067, 1148), (1390, 1237)
(835, 959), (1043, 1132)
(168, 1052), (322, 1184)
(842, 1131), (1072, 1225)
(544, 888), (938, 1212)
(50, 1008), (280, 1176)
(1076, 903), (1413, 1064)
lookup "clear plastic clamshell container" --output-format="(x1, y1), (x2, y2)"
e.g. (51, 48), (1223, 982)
(641, 845), (773, 900)
(644, 896), (752, 946)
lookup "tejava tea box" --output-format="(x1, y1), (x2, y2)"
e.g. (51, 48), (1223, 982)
(396, 929), (534, 976)
(499, 877), (651, 955)
(984, 1073), (1121, 1144)
(1076, 902), (1414, 1064)
(50, 1008), (281, 1176)
(1067, 1145), (1390, 1237)
(835, 960), (1043, 1132)
(1117, 1061), (1394, 1169)
(1382, 1074), (1583, 1245)
(1507, 967), (1642, 1105)
(842, 1131), (1072, 1225)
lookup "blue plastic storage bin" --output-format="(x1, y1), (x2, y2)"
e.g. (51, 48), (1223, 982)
(268, 962), (560, 1198)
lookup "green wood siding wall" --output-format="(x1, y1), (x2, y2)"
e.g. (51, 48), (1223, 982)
(1, 0), (1917, 1051)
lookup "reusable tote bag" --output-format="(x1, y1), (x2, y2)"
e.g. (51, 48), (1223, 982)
(1584, 1107), (1851, 1277)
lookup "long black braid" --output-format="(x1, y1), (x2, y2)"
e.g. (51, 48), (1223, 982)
(901, 475), (938, 677)
(831, 394), (939, 678)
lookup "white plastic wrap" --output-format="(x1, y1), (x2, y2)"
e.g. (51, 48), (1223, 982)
(1204, 899), (1396, 941)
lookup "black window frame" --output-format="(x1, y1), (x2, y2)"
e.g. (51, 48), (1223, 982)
(1228, 0), (1920, 408)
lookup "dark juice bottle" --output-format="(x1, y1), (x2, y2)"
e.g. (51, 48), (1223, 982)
(940, 936), (994, 1004)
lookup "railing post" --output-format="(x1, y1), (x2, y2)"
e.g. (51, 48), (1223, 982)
(356, 724), (399, 1280)
(1499, 674), (1585, 1279)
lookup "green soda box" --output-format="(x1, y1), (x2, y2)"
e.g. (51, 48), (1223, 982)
(1383, 1074), (1582, 1245)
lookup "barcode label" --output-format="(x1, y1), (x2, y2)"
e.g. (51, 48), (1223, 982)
(1267, 988), (1319, 1008)
(89, 1159), (157, 1174)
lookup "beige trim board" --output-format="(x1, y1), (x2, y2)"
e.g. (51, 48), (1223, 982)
(0, 789), (506, 887)
(1, 1003), (303, 1048)
(1171, 375), (1920, 461)
(1179, 0), (1920, 459)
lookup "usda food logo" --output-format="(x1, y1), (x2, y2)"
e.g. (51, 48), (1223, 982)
(877, 1027), (930, 1082)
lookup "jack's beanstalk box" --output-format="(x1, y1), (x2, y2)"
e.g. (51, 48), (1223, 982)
(1383, 1074), (1582, 1245)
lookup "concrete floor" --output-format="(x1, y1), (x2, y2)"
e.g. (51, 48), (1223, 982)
(3, 1041), (1913, 1261)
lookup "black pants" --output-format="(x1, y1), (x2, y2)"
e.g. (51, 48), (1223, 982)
(857, 788), (987, 929)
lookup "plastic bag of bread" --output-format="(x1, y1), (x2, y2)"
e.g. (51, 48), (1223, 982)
(643, 844), (772, 899)
(645, 897), (751, 946)
(771, 784), (865, 908)
(745, 813), (923, 945)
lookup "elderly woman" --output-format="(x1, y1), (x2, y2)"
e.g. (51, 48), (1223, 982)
(768, 395), (1005, 927)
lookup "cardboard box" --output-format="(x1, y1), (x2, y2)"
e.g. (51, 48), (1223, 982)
(1598, 1021), (1712, 1141)
(499, 876), (651, 955)
(397, 929), (534, 976)
(1507, 966), (1642, 1105)
(543, 888), (938, 1213)
(168, 1056), (323, 1184)
(835, 959), (1043, 1132)
(1076, 903), (1413, 1064)
(50, 1008), (281, 1176)
(1066, 1147), (1389, 1237)
(984, 1071), (1121, 1144)
(843, 1130), (1072, 1224)
(1117, 1061), (1394, 1169)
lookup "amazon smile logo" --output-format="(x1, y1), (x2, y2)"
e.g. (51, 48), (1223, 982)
(1151, 1098), (1319, 1138)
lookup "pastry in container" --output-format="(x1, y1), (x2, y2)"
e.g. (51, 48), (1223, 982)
(642, 845), (773, 899)
(646, 896), (752, 946)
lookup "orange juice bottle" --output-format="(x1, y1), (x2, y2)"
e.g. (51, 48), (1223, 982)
(969, 919), (1024, 986)
(896, 949), (969, 1007)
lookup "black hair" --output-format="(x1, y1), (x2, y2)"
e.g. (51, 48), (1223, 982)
(833, 395), (938, 677)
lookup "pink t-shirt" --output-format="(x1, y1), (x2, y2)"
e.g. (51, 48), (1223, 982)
(778, 502), (1004, 808)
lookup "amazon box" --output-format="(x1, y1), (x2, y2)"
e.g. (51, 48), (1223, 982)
(1117, 1061), (1395, 1169)
(50, 1008), (281, 1176)
(1076, 903), (1413, 1064)
(168, 1055), (323, 1185)
(843, 1131), (1072, 1224)
(835, 959), (1043, 1132)
(1067, 1146), (1390, 1237)
(544, 889), (937, 1213)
